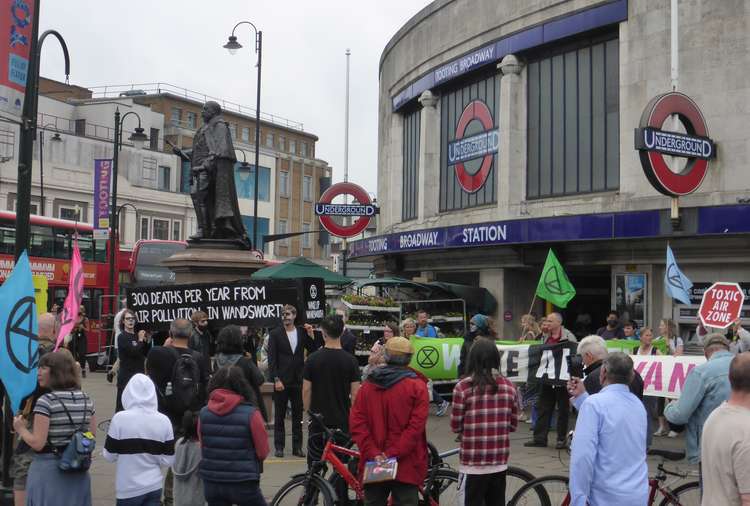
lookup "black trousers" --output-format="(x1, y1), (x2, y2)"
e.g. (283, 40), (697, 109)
(273, 385), (303, 452)
(364, 482), (418, 506)
(532, 383), (569, 444)
(462, 471), (506, 506)
(115, 384), (125, 412)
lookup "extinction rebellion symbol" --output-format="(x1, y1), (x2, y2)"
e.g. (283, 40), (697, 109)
(315, 182), (378, 238)
(447, 100), (498, 193)
(634, 92), (716, 196)
(416, 346), (439, 369)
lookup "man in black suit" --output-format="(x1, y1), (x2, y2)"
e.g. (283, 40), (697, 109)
(268, 304), (323, 458)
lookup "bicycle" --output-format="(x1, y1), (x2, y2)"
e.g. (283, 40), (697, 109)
(507, 448), (700, 506)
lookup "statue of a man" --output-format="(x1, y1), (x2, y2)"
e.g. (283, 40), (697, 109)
(173, 101), (249, 247)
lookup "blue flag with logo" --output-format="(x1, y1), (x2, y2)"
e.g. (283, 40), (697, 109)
(0, 252), (39, 412)
(665, 246), (693, 305)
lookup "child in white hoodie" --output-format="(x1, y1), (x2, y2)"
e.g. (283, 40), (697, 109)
(103, 373), (175, 505)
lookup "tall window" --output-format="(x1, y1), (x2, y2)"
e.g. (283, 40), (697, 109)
(186, 112), (197, 129)
(303, 175), (313, 201)
(180, 160), (191, 193)
(278, 219), (288, 246)
(152, 219), (170, 240)
(300, 142), (308, 158)
(241, 216), (269, 253)
(402, 107), (420, 221)
(241, 127), (250, 143)
(302, 223), (311, 249)
(289, 140), (296, 155)
(140, 217), (150, 240)
(527, 37), (619, 198)
(278, 136), (285, 151)
(170, 107), (181, 126)
(439, 72), (500, 211)
(229, 124), (238, 139)
(279, 171), (289, 196)
(234, 163), (271, 201)
(172, 221), (181, 241)
(59, 206), (80, 221)
(265, 132), (274, 147)
(158, 166), (171, 191)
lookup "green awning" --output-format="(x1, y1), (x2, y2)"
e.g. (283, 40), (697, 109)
(251, 256), (353, 286)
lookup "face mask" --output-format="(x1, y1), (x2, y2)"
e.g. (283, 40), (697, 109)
(607, 318), (618, 326)
(469, 324), (478, 333)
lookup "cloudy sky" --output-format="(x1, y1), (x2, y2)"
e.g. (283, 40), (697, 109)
(38, 0), (431, 196)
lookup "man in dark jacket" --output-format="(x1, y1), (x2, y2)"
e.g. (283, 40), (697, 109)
(267, 304), (323, 458)
(189, 311), (212, 369)
(350, 336), (429, 506)
(577, 335), (644, 398)
(116, 310), (150, 412)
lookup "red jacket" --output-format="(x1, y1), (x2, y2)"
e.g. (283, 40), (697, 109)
(349, 366), (429, 486)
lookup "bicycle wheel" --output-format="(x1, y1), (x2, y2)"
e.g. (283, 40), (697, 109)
(506, 466), (536, 502)
(424, 469), (460, 504)
(507, 475), (570, 506)
(658, 481), (701, 506)
(271, 474), (336, 506)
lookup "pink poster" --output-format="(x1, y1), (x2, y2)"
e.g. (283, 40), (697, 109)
(55, 240), (84, 350)
(0, 0), (35, 119)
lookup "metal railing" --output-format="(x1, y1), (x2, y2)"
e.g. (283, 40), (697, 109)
(88, 82), (305, 131)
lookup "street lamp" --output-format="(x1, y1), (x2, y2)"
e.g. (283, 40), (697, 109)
(108, 109), (148, 318)
(224, 20), (262, 251)
(38, 123), (63, 216)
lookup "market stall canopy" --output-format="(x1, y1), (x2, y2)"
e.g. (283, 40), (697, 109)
(358, 278), (497, 315)
(251, 256), (353, 286)
(426, 281), (497, 316)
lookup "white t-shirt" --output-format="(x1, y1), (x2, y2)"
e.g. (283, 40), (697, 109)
(701, 403), (750, 506)
(286, 329), (298, 353)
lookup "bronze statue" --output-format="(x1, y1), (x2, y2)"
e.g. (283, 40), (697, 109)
(171, 101), (250, 248)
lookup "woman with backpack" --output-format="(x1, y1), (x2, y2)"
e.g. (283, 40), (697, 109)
(13, 351), (96, 506)
(198, 365), (269, 505)
(214, 325), (267, 421)
(450, 338), (518, 506)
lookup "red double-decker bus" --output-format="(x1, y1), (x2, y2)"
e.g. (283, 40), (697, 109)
(0, 211), (114, 361)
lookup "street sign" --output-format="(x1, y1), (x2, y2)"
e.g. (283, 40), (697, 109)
(315, 182), (377, 238)
(698, 282), (745, 329)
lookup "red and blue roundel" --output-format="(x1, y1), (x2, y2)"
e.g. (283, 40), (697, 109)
(447, 100), (498, 193)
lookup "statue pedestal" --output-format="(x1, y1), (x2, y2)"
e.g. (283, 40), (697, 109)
(162, 244), (266, 284)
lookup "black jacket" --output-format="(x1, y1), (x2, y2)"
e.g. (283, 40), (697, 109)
(267, 325), (323, 386)
(583, 359), (644, 399)
(116, 331), (150, 388)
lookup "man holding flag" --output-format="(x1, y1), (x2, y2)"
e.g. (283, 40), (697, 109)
(525, 250), (578, 449)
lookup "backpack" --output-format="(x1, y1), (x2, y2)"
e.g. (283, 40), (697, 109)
(48, 393), (95, 472)
(163, 347), (201, 413)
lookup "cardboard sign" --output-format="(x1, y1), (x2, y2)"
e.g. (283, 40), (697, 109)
(127, 278), (325, 330)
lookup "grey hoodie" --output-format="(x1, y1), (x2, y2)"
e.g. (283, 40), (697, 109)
(172, 437), (205, 506)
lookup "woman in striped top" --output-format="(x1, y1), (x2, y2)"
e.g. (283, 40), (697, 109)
(13, 350), (96, 506)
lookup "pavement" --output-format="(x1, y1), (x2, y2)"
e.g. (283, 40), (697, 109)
(83, 372), (697, 505)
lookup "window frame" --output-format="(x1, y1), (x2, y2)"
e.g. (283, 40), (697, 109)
(139, 216), (150, 240)
(279, 171), (289, 197)
(278, 219), (288, 246)
(302, 223), (311, 249)
(158, 165), (171, 192)
(186, 111), (197, 129)
(151, 218), (170, 240)
(303, 175), (313, 202)
(172, 220), (182, 241)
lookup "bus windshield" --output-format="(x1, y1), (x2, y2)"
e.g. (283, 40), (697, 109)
(132, 241), (187, 285)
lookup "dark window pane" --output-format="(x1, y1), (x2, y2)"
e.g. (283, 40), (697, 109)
(527, 62), (540, 198)
(605, 39), (620, 190)
(564, 52), (578, 194)
(551, 54), (565, 195)
(578, 47), (592, 193)
(539, 59), (552, 197)
(591, 43), (606, 192)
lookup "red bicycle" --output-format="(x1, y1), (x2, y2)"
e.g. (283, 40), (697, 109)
(507, 448), (700, 506)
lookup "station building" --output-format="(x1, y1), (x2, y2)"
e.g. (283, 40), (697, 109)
(349, 0), (750, 340)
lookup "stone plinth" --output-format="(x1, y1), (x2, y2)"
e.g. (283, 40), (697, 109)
(162, 245), (266, 284)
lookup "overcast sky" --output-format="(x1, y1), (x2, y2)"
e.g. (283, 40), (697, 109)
(37, 0), (431, 197)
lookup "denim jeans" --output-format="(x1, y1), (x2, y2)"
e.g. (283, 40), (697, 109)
(116, 489), (162, 506)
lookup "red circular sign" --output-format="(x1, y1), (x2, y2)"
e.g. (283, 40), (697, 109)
(698, 282), (745, 329)
(637, 92), (712, 196)
(317, 182), (372, 238)
(454, 100), (495, 193)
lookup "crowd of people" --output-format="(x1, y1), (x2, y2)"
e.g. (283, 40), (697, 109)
(9, 303), (750, 506)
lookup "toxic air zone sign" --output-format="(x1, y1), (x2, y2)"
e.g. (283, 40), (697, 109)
(698, 282), (745, 329)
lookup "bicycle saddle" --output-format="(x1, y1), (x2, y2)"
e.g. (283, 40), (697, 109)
(647, 448), (685, 461)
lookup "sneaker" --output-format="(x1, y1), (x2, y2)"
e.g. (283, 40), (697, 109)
(554, 440), (567, 450)
(667, 430), (679, 438)
(523, 440), (547, 448)
(436, 400), (450, 417)
(274, 449), (284, 458)
(518, 412), (528, 422)
(653, 428), (669, 437)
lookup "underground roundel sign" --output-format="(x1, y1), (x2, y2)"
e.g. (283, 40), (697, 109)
(698, 282), (745, 329)
(635, 92), (716, 196)
(315, 182), (378, 238)
(448, 100), (498, 193)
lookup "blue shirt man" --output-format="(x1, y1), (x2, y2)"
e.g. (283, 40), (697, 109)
(568, 352), (648, 506)
(415, 310), (438, 338)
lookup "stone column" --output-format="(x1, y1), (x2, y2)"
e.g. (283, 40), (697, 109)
(380, 112), (403, 233)
(497, 54), (526, 213)
(418, 90), (440, 221)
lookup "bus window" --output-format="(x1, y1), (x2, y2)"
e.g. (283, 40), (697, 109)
(82, 288), (103, 320)
(53, 230), (70, 259)
(30, 226), (54, 257)
(78, 236), (94, 261)
(94, 238), (107, 262)
(0, 227), (14, 255)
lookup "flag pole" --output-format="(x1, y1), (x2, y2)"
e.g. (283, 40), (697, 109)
(528, 293), (537, 316)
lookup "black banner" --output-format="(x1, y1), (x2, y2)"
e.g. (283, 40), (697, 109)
(525, 342), (579, 386)
(127, 277), (326, 331)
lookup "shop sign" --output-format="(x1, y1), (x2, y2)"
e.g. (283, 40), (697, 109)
(698, 282), (744, 329)
(685, 282), (750, 306)
(635, 92), (716, 196)
(315, 182), (377, 238)
(448, 100), (498, 193)
(0, 0), (35, 120)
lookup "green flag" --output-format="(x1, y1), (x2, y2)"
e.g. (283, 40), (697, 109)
(535, 249), (576, 308)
